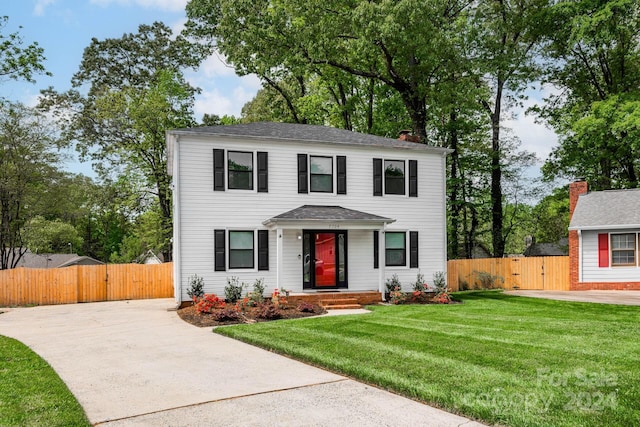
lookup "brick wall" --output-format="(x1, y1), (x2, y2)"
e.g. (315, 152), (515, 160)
(569, 180), (588, 290)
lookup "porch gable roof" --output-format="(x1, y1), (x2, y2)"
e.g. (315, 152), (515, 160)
(262, 205), (395, 229)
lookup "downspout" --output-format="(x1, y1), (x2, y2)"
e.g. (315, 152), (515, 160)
(441, 152), (448, 287)
(379, 223), (387, 301)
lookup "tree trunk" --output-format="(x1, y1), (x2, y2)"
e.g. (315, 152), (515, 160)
(490, 81), (505, 258)
(447, 111), (462, 259)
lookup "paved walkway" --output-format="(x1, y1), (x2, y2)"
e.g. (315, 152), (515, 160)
(504, 290), (640, 306)
(0, 299), (484, 426)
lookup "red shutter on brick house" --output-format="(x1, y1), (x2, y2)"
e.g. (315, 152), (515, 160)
(598, 233), (609, 267)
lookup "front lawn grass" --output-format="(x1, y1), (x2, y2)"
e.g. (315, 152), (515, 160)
(0, 335), (89, 426)
(216, 291), (640, 427)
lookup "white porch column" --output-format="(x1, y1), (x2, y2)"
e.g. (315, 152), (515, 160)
(379, 225), (386, 301)
(276, 227), (284, 290)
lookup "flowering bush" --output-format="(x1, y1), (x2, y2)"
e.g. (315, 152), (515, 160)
(195, 294), (226, 314)
(432, 288), (452, 304)
(389, 286), (407, 304)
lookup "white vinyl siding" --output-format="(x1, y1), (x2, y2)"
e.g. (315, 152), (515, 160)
(173, 136), (447, 300)
(581, 230), (640, 282)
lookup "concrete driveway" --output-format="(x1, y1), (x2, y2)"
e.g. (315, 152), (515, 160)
(504, 290), (640, 305)
(0, 299), (483, 426)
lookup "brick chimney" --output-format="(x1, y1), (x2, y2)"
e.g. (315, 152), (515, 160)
(569, 178), (588, 219)
(398, 130), (421, 143)
(569, 178), (588, 290)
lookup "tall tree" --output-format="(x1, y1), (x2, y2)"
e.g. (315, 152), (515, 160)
(40, 22), (206, 262)
(469, 0), (548, 257)
(0, 16), (50, 85)
(0, 102), (61, 269)
(539, 0), (640, 190)
(185, 0), (468, 139)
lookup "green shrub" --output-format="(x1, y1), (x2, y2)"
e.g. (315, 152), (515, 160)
(186, 274), (205, 303)
(473, 271), (504, 289)
(248, 278), (266, 305)
(385, 274), (401, 294)
(224, 276), (244, 303)
(412, 272), (426, 292)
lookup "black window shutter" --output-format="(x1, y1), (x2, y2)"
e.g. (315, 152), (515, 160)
(257, 152), (268, 193)
(373, 158), (382, 196)
(337, 155), (347, 195)
(409, 231), (419, 268)
(373, 231), (379, 269)
(213, 149), (225, 191)
(297, 154), (308, 194)
(214, 229), (226, 271)
(257, 230), (269, 271)
(409, 160), (418, 197)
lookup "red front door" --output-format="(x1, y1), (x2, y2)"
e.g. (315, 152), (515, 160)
(314, 233), (336, 287)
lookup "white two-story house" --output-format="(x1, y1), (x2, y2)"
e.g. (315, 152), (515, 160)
(167, 123), (450, 304)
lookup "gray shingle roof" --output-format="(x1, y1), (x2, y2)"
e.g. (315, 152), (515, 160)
(169, 122), (451, 154)
(569, 188), (640, 230)
(263, 205), (394, 226)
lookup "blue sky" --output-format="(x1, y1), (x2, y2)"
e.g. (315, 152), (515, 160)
(4, 0), (557, 180)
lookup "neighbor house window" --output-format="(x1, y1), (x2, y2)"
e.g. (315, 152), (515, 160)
(310, 156), (333, 192)
(611, 233), (636, 266)
(384, 160), (405, 195)
(228, 151), (253, 190)
(385, 232), (406, 266)
(229, 231), (254, 269)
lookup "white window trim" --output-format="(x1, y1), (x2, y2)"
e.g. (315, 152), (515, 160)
(226, 150), (258, 193)
(308, 154), (337, 195)
(609, 232), (638, 268)
(384, 230), (409, 269)
(227, 228), (258, 272)
(382, 158), (408, 197)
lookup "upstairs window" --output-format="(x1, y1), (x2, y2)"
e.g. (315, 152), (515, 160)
(384, 160), (405, 195)
(310, 156), (333, 193)
(228, 151), (253, 190)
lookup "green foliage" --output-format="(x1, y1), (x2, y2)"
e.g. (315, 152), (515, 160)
(539, 0), (640, 189)
(0, 102), (62, 269)
(432, 271), (446, 293)
(224, 276), (244, 303)
(0, 16), (51, 84)
(22, 216), (83, 254)
(412, 272), (426, 292)
(385, 274), (401, 295)
(472, 271), (505, 290)
(247, 278), (266, 305)
(186, 274), (205, 303)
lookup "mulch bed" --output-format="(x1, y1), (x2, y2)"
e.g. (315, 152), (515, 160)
(177, 303), (327, 328)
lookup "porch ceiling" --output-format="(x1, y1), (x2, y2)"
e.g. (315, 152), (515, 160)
(262, 205), (395, 230)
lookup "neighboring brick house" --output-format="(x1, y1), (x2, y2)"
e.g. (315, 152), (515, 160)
(167, 123), (451, 304)
(569, 179), (640, 290)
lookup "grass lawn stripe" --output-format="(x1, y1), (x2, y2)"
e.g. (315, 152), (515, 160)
(216, 291), (640, 427)
(0, 335), (89, 427)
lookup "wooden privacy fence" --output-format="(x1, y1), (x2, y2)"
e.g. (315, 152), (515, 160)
(447, 256), (569, 292)
(0, 262), (173, 307)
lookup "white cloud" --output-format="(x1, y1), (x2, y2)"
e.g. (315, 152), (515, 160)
(193, 75), (261, 120)
(34, 0), (56, 16)
(89, 0), (188, 12)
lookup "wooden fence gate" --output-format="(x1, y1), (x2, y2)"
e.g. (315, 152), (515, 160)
(447, 256), (569, 292)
